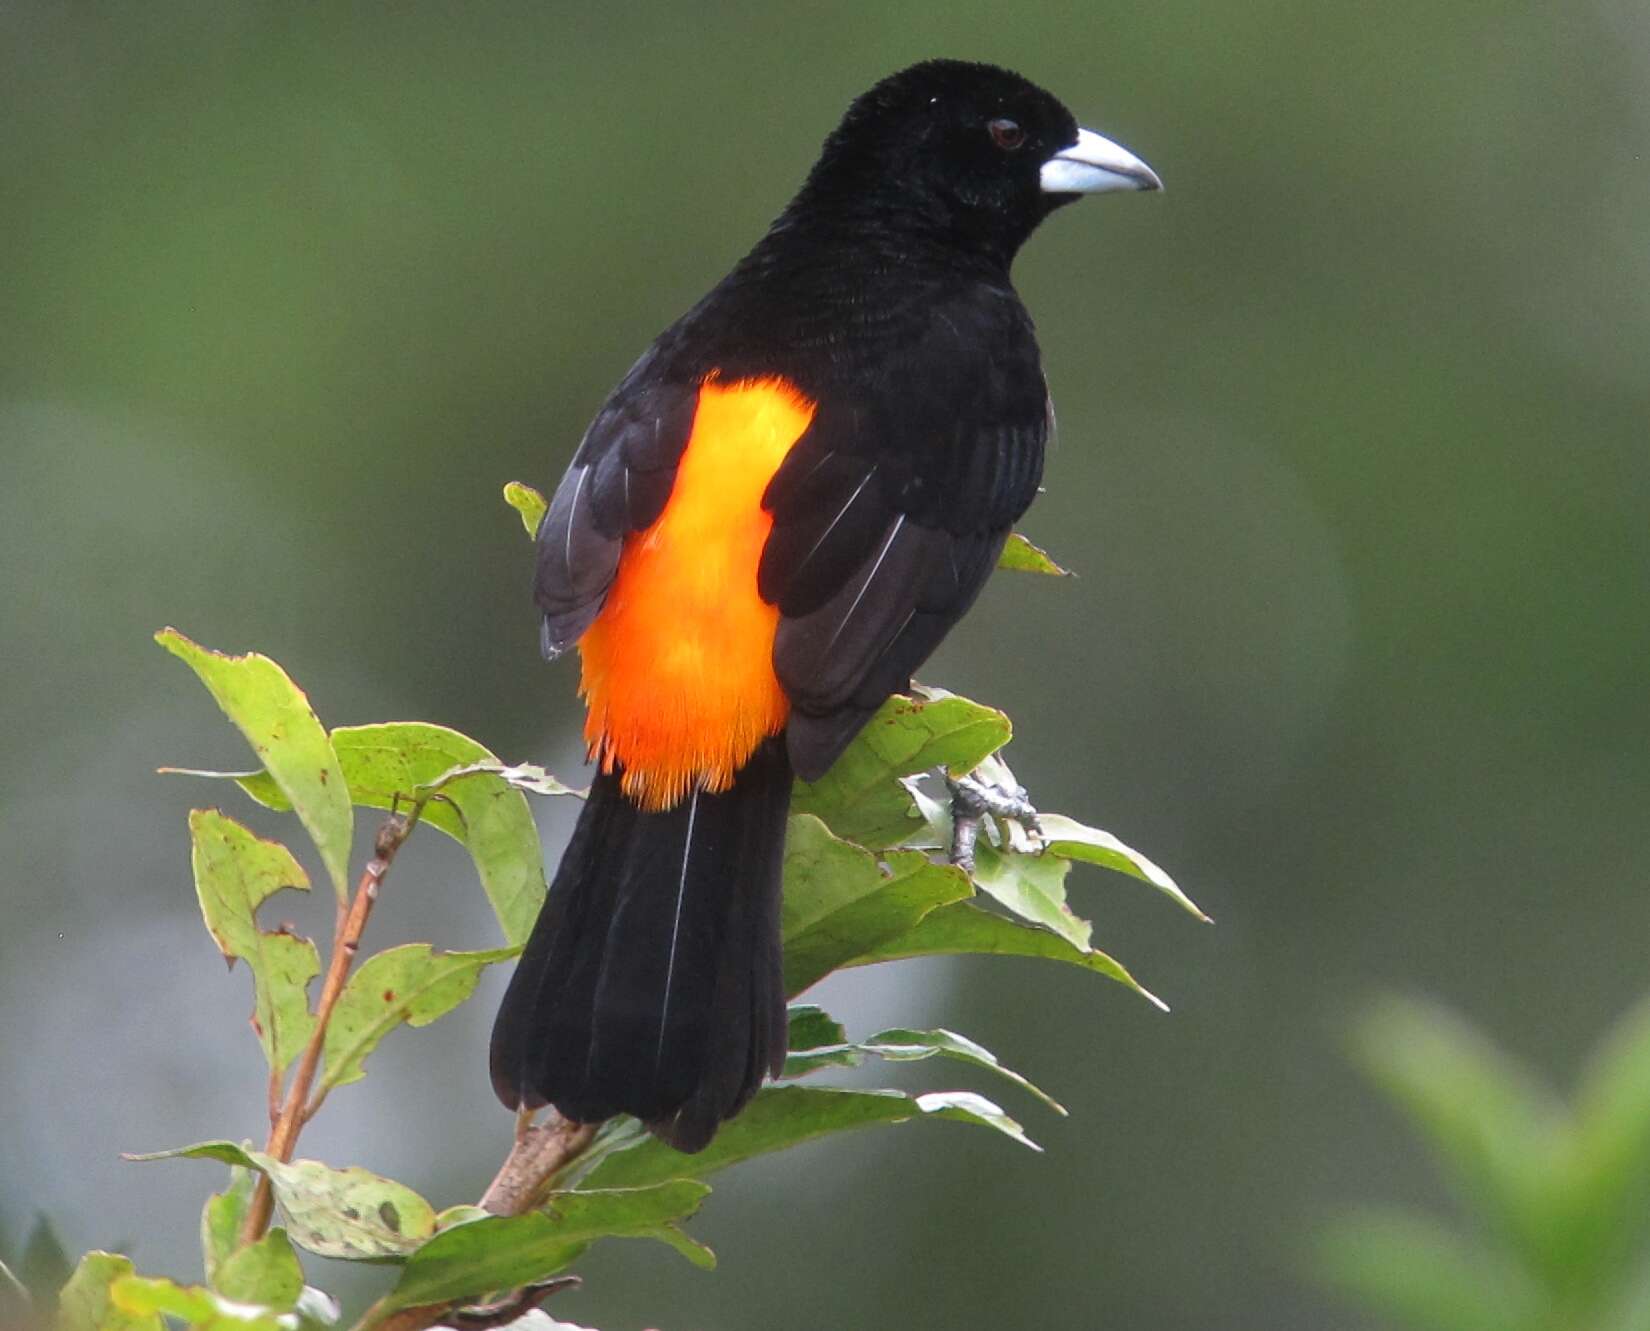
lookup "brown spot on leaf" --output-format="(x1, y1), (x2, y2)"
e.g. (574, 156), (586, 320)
(382, 990), (396, 1004)
(379, 1201), (401, 1233)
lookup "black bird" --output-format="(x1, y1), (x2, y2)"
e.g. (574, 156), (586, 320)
(490, 58), (1160, 1150)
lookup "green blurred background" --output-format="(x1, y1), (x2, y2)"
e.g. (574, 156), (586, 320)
(3, 2), (1646, 1326)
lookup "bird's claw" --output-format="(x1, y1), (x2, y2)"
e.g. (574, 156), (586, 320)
(946, 771), (1045, 874)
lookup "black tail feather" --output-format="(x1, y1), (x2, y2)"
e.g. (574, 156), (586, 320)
(490, 738), (792, 1152)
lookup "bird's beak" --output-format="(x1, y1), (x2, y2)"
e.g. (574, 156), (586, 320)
(1040, 127), (1162, 195)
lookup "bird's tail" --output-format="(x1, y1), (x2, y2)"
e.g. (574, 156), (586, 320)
(489, 736), (792, 1152)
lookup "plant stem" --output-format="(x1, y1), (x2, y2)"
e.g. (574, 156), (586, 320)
(479, 1112), (599, 1215)
(240, 810), (414, 1246)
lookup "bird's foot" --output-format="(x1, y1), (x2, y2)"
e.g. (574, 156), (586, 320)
(947, 768), (1045, 874)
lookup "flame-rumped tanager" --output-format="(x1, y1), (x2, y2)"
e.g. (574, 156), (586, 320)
(490, 59), (1161, 1151)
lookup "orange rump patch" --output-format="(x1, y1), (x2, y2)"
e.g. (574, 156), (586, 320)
(577, 377), (815, 809)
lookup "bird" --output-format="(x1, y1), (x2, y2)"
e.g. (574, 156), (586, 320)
(489, 58), (1160, 1152)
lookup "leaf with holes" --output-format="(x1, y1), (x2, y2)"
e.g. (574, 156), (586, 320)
(128, 1142), (436, 1261)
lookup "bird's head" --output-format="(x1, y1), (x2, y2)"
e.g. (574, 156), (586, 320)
(793, 59), (1160, 264)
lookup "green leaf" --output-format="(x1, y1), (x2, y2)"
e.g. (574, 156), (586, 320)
(786, 1004), (848, 1051)
(159, 766), (285, 810)
(127, 1140), (255, 1168)
(170, 724), (559, 947)
(780, 1046), (862, 1078)
(969, 841), (1092, 950)
(862, 1028), (1066, 1115)
(585, 1086), (921, 1190)
(252, 1159), (438, 1262)
(779, 815), (887, 941)
(567, 1118), (651, 1179)
(504, 481), (548, 538)
(1353, 998), (1564, 1275)
(1317, 1210), (1548, 1331)
(55, 1253), (163, 1331)
(996, 532), (1071, 576)
(780, 816), (971, 996)
(781, 1008), (1064, 1114)
(421, 759), (584, 802)
(791, 692), (1011, 849)
(1039, 813), (1209, 921)
(588, 1081), (1039, 1193)
(846, 899), (1169, 1011)
(325, 726), (566, 945)
(109, 1275), (287, 1331)
(128, 1143), (436, 1261)
(915, 1090), (1040, 1150)
(433, 1205), (491, 1231)
(1563, 992), (1650, 1286)
(381, 1182), (712, 1314)
(189, 810), (319, 1075)
(782, 1005), (857, 1077)
(212, 1229), (302, 1312)
(157, 630), (352, 898)
(201, 1167), (257, 1281)
(318, 944), (518, 1097)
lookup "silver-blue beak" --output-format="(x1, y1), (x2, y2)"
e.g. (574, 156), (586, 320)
(1040, 127), (1162, 194)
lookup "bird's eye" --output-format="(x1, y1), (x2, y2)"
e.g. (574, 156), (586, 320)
(988, 117), (1026, 151)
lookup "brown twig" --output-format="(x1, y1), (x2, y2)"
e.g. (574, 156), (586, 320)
(479, 1112), (599, 1215)
(227, 768), (608, 1323)
(240, 811), (415, 1245)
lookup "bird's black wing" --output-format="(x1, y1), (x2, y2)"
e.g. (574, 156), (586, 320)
(760, 294), (1048, 779)
(534, 359), (699, 656)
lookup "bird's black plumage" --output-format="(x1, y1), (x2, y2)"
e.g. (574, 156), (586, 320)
(494, 58), (1158, 1150)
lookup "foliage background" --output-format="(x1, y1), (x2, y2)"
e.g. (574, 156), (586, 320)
(2, 2), (1646, 1327)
